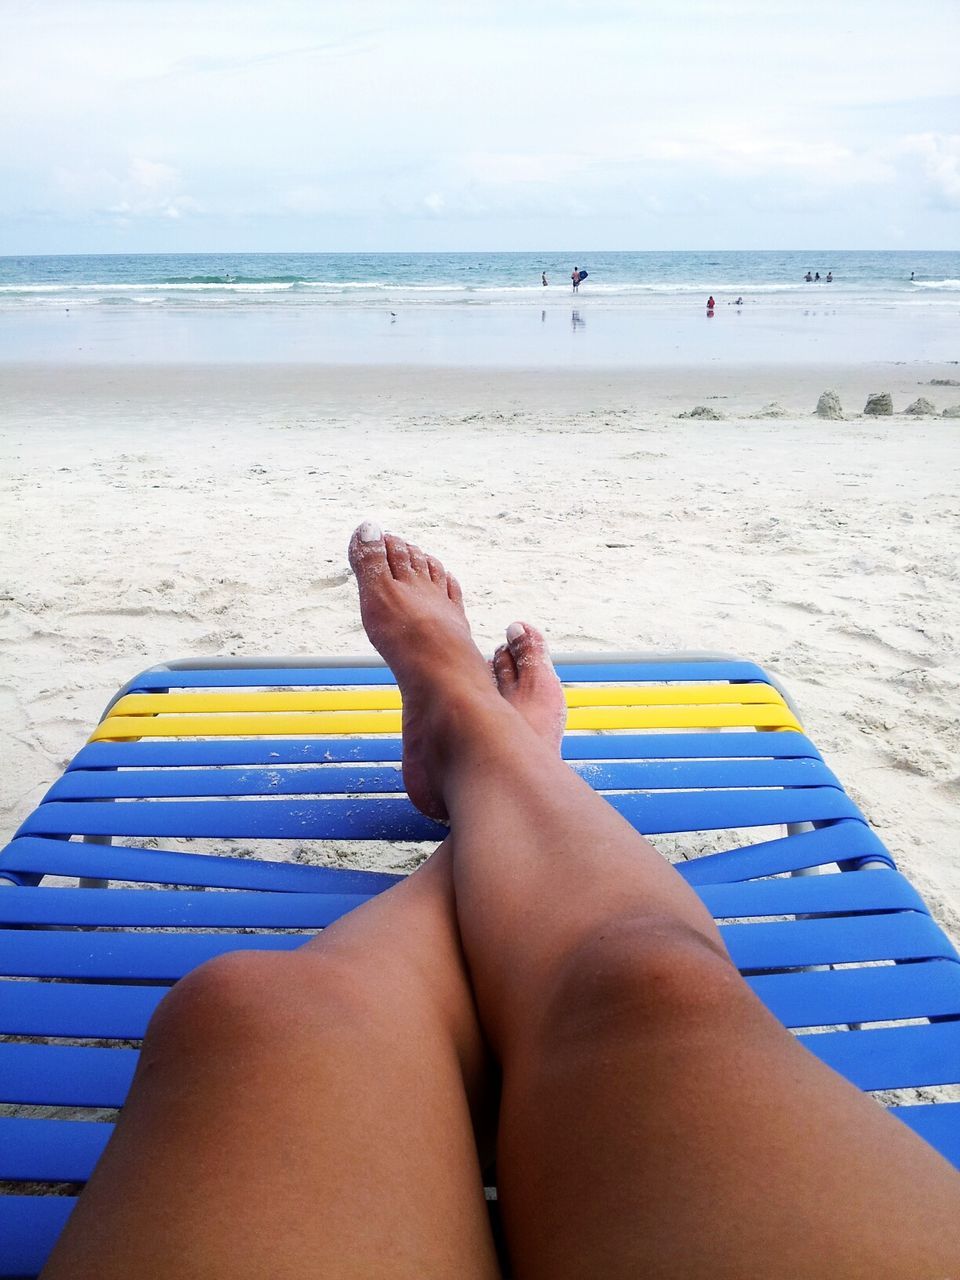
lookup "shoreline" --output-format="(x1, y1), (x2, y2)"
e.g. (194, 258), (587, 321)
(1, 288), (956, 367)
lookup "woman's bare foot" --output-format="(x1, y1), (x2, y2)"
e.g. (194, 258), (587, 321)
(491, 623), (566, 751)
(348, 522), (502, 820)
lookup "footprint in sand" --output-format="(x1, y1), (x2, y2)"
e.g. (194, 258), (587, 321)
(310, 571), (352, 591)
(836, 624), (934, 668)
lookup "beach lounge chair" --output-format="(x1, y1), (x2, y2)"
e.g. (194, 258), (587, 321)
(1, 653), (959, 1275)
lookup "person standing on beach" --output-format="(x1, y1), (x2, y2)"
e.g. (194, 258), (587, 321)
(571, 267), (581, 292)
(542, 272), (548, 287)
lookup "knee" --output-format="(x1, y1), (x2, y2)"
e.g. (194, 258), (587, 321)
(144, 948), (375, 1059)
(542, 917), (746, 1045)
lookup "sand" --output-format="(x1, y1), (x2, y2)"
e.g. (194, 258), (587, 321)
(1, 360), (959, 942)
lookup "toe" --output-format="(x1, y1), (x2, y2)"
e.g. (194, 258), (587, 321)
(507, 621), (550, 668)
(406, 542), (429, 576)
(446, 573), (463, 607)
(426, 555), (445, 586)
(384, 534), (413, 579)
(348, 522), (389, 582)
(492, 643), (518, 691)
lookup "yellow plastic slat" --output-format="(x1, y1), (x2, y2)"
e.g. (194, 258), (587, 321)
(91, 703), (800, 741)
(110, 682), (786, 717)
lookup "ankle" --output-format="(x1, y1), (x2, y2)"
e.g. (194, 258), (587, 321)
(424, 681), (511, 755)
(437, 695), (558, 803)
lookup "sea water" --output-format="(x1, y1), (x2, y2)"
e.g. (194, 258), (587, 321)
(0, 251), (957, 365)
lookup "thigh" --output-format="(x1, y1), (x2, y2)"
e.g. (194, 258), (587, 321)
(44, 851), (500, 1280)
(496, 924), (960, 1280)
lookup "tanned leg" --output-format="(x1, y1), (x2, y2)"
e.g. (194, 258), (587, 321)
(349, 522), (960, 1280)
(42, 843), (500, 1279)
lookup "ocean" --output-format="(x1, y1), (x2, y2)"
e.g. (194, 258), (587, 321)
(1, 250), (958, 309)
(1, 251), (956, 367)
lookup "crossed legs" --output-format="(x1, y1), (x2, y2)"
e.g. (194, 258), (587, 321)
(45, 525), (960, 1279)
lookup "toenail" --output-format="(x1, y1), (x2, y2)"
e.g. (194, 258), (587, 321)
(506, 622), (525, 642)
(358, 521), (383, 543)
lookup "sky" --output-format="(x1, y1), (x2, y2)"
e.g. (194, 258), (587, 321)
(1, 0), (958, 253)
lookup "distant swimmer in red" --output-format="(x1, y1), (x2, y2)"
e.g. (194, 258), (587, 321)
(706, 295), (715, 315)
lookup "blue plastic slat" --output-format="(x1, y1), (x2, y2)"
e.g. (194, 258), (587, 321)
(19, 787), (859, 842)
(49, 756), (837, 802)
(2, 829), (887, 900)
(69, 737), (406, 769)
(69, 729), (822, 771)
(0, 887), (372, 928)
(678, 821), (895, 884)
(723, 912), (956, 971)
(18, 797), (445, 841)
(4, 959), (958, 1044)
(51, 764), (404, 800)
(4, 913), (953, 984)
(0, 1043), (137, 1106)
(130, 665), (401, 689)
(748, 960), (960, 1028)
(0, 1117), (112, 1182)
(585, 786), (863, 836)
(124, 659), (772, 693)
(891, 1103), (960, 1169)
(557, 661), (772, 684)
(0, 1196), (75, 1277)
(0, 929), (307, 980)
(0, 873), (921, 932)
(0, 836), (403, 894)
(696, 868), (925, 919)
(7, 1011), (956, 1106)
(800, 1022), (960, 1090)
(0, 981), (166, 1038)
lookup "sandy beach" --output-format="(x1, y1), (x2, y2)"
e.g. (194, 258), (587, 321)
(2, 359), (959, 945)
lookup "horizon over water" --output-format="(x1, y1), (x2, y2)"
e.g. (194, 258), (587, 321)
(1, 250), (957, 367)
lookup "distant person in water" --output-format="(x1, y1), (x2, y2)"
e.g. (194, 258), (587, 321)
(571, 268), (581, 292)
(911, 271), (915, 281)
(805, 271), (813, 282)
(729, 296), (743, 306)
(814, 272), (821, 282)
(542, 272), (548, 287)
(706, 295), (715, 310)
(826, 272), (833, 283)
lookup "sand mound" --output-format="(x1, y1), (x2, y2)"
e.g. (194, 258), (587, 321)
(816, 390), (843, 419)
(678, 405), (724, 420)
(904, 397), (937, 416)
(864, 392), (893, 416)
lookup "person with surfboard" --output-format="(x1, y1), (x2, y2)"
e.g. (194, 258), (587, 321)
(571, 266), (588, 291)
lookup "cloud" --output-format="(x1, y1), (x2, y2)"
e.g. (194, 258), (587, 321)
(893, 133), (960, 208)
(458, 152), (585, 185)
(54, 157), (200, 221)
(2, 0), (958, 248)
